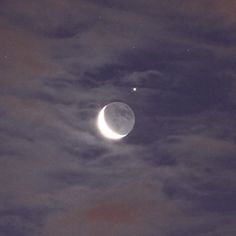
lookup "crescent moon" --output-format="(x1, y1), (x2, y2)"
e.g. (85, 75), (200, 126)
(97, 106), (126, 140)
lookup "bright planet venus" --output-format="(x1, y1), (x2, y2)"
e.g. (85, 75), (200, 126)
(97, 102), (135, 140)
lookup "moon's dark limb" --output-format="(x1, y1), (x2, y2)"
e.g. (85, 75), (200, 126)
(104, 102), (135, 136)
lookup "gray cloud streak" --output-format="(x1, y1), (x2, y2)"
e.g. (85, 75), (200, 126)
(0, 0), (236, 235)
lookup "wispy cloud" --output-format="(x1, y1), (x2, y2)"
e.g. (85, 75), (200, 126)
(0, 0), (235, 235)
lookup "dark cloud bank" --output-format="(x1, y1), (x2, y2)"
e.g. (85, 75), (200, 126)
(0, 0), (236, 235)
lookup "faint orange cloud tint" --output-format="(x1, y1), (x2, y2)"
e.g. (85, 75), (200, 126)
(178, 0), (236, 24)
(0, 18), (58, 89)
(84, 201), (147, 224)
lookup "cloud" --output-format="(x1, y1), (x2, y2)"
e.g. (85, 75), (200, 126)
(0, 0), (235, 235)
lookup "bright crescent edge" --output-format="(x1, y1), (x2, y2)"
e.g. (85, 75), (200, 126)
(97, 106), (126, 140)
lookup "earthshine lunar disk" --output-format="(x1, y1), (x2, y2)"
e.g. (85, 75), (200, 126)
(97, 102), (135, 140)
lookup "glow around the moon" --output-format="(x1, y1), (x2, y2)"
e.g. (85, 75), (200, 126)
(97, 106), (126, 140)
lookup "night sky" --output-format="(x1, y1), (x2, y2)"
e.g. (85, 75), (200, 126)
(1, 0), (236, 235)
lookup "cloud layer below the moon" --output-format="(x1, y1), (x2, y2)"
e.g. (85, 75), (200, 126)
(0, 0), (236, 235)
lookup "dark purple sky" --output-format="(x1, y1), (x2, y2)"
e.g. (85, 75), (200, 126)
(0, 0), (236, 235)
